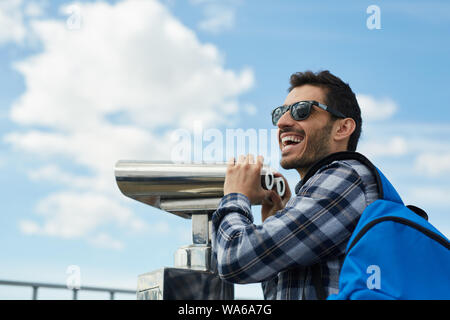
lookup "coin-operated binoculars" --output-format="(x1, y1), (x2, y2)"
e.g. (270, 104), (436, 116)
(115, 161), (285, 300)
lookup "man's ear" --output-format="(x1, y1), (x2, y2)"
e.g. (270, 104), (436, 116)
(333, 118), (356, 142)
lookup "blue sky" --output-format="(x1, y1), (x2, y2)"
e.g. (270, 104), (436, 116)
(1, 0), (449, 299)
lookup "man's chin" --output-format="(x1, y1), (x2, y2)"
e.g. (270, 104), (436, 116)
(280, 155), (302, 170)
(280, 152), (316, 171)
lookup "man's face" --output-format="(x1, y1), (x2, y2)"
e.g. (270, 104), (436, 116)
(277, 84), (335, 173)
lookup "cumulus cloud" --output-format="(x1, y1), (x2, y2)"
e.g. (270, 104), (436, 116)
(356, 94), (398, 122)
(408, 187), (450, 206)
(0, 0), (48, 45)
(356, 94), (406, 158)
(20, 191), (146, 237)
(244, 103), (257, 116)
(191, 0), (239, 34)
(197, 5), (235, 33)
(358, 136), (408, 158)
(10, 1), (253, 131)
(6, 0), (254, 248)
(415, 152), (450, 177)
(89, 233), (125, 250)
(24, 1), (46, 18)
(0, 0), (26, 44)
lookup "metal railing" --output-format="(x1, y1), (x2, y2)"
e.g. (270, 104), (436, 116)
(0, 279), (136, 300)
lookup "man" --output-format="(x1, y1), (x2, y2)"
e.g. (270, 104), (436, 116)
(212, 70), (379, 299)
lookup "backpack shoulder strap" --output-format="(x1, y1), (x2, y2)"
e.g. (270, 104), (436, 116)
(298, 151), (405, 204)
(298, 151), (384, 197)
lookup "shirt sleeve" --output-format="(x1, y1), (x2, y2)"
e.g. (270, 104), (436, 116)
(261, 276), (278, 300)
(211, 161), (368, 284)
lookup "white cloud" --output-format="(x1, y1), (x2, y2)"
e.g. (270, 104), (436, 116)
(358, 136), (408, 158)
(9, 1), (253, 132)
(19, 219), (41, 235)
(197, 5), (235, 34)
(0, 0), (26, 44)
(19, 191), (146, 244)
(356, 94), (398, 122)
(6, 0), (254, 248)
(24, 1), (46, 18)
(0, 0), (47, 45)
(407, 187), (450, 207)
(244, 103), (257, 116)
(415, 152), (450, 177)
(191, 0), (239, 34)
(28, 165), (89, 186)
(89, 233), (125, 250)
(360, 121), (450, 164)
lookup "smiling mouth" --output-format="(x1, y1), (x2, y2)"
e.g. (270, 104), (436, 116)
(280, 135), (305, 152)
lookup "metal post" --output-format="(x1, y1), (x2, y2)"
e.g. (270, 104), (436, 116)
(110, 291), (115, 300)
(72, 289), (78, 300)
(192, 214), (210, 245)
(32, 286), (38, 300)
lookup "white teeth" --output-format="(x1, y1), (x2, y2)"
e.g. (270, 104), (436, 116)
(281, 135), (304, 145)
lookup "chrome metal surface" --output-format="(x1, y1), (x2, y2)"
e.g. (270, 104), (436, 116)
(115, 161), (279, 218)
(192, 214), (209, 245)
(137, 269), (164, 300)
(174, 245), (211, 271)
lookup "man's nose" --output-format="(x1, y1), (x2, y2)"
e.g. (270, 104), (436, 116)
(277, 108), (296, 129)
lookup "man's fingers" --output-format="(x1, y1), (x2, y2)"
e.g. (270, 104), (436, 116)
(235, 154), (264, 167)
(262, 190), (283, 212)
(257, 155), (264, 166)
(262, 190), (274, 205)
(270, 191), (283, 209)
(247, 154), (255, 165)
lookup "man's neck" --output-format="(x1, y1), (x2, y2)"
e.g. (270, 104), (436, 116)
(295, 149), (348, 180)
(296, 167), (309, 180)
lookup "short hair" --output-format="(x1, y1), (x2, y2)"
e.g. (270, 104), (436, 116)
(288, 70), (362, 151)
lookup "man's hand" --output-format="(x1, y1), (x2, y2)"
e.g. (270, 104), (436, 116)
(261, 172), (291, 222)
(224, 154), (270, 204)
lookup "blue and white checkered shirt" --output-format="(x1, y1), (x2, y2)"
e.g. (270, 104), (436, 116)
(212, 158), (379, 300)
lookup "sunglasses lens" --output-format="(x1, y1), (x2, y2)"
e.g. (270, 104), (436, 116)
(291, 102), (310, 120)
(272, 107), (284, 125)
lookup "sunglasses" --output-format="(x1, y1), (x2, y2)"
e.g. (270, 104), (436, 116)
(271, 100), (347, 126)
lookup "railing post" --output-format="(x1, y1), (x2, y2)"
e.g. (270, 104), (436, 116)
(110, 291), (115, 300)
(32, 286), (38, 300)
(72, 289), (78, 300)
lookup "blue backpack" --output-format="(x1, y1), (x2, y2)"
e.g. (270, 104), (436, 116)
(318, 152), (450, 300)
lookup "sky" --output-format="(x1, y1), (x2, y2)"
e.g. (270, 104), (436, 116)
(0, 0), (449, 300)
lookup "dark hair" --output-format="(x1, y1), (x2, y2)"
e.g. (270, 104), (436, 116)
(288, 70), (362, 151)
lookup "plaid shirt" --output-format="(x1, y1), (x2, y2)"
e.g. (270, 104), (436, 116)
(212, 158), (379, 300)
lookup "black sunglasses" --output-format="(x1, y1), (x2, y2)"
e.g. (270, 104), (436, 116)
(271, 100), (347, 126)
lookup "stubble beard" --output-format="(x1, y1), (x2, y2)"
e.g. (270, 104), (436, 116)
(280, 121), (334, 172)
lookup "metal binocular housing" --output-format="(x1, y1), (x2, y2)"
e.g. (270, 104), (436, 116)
(115, 161), (284, 299)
